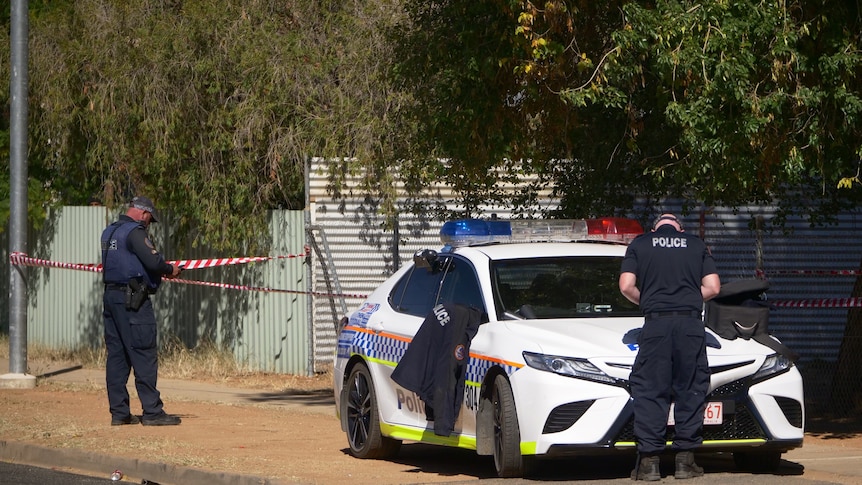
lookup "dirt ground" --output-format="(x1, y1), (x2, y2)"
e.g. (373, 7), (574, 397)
(2, 368), (862, 485)
(0, 371), (496, 485)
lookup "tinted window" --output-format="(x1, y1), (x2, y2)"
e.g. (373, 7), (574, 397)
(390, 256), (486, 318)
(492, 256), (640, 319)
(438, 258), (485, 313)
(389, 264), (445, 318)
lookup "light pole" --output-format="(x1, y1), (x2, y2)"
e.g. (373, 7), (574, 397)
(2, 0), (35, 389)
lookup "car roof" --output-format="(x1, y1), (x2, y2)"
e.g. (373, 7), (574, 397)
(448, 241), (629, 260)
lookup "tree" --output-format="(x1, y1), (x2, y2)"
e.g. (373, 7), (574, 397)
(391, 0), (862, 221)
(6, 0), (862, 243)
(1, 0), (408, 252)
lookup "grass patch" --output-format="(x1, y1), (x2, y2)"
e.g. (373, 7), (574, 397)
(0, 334), (104, 368)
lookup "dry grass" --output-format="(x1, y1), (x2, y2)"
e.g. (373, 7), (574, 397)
(0, 334), (331, 393)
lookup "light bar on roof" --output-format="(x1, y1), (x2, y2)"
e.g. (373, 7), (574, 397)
(586, 217), (645, 244)
(440, 219), (506, 247)
(509, 219), (588, 242)
(439, 218), (643, 248)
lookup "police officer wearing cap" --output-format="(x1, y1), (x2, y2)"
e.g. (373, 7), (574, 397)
(619, 214), (721, 480)
(101, 196), (183, 426)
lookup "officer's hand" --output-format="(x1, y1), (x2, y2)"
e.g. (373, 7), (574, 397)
(166, 264), (182, 279)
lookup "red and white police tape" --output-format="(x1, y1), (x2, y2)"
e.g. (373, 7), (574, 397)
(770, 297), (862, 309)
(9, 249), (311, 272)
(7, 248), (369, 299)
(756, 268), (862, 277)
(169, 277), (369, 299)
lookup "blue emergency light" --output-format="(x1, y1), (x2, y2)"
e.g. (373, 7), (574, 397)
(439, 219), (506, 247)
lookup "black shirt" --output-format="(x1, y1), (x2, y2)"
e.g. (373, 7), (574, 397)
(620, 225), (717, 314)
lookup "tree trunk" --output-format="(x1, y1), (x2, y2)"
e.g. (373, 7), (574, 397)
(829, 260), (862, 416)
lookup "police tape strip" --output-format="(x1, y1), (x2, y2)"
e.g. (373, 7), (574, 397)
(167, 277), (369, 299)
(9, 248), (310, 272)
(756, 268), (862, 277)
(9, 252), (103, 272)
(771, 298), (862, 308)
(8, 249), (369, 299)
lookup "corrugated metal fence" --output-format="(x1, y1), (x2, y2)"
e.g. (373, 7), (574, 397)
(1, 206), (310, 375)
(691, 206), (862, 416)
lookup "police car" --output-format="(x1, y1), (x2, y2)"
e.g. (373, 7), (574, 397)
(333, 218), (804, 478)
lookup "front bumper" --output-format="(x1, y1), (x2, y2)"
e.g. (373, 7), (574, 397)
(511, 364), (804, 457)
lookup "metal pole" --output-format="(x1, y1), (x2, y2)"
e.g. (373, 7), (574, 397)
(3, 0), (35, 388)
(304, 155), (314, 376)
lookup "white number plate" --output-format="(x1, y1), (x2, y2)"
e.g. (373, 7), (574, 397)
(667, 402), (723, 425)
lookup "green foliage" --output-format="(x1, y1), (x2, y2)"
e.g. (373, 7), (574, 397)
(607, 0), (862, 217)
(3, 0), (407, 251)
(393, 0), (862, 221)
(4, 0), (862, 248)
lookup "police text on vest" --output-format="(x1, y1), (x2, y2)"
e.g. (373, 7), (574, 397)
(652, 237), (687, 248)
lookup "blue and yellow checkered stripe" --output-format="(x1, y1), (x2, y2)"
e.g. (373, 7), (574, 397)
(341, 325), (524, 382)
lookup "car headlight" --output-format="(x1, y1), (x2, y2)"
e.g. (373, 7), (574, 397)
(523, 351), (624, 387)
(751, 353), (793, 383)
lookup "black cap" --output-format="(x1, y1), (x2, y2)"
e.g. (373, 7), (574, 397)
(130, 196), (160, 222)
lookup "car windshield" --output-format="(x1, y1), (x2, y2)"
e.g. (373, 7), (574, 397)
(492, 256), (641, 319)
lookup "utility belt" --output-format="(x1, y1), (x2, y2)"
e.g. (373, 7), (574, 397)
(105, 278), (153, 311)
(645, 310), (701, 319)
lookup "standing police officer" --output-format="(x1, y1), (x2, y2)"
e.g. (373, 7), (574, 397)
(101, 196), (182, 426)
(619, 214), (721, 480)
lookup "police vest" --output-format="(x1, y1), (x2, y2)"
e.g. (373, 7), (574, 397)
(101, 221), (160, 290)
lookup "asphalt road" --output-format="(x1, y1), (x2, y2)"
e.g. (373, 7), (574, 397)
(0, 461), (118, 484)
(0, 453), (845, 485)
(436, 451), (848, 484)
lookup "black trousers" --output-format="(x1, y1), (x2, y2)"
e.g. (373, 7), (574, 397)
(103, 288), (165, 419)
(629, 315), (710, 454)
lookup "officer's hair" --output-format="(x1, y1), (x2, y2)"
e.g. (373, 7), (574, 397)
(653, 214), (683, 231)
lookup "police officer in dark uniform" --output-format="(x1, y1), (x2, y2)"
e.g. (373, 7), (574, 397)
(619, 213), (721, 480)
(101, 196), (182, 426)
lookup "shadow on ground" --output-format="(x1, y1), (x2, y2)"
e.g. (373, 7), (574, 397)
(806, 413), (862, 440)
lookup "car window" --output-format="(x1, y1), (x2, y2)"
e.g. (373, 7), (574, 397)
(389, 262), (446, 318)
(390, 256), (486, 318)
(437, 258), (485, 314)
(492, 256), (641, 319)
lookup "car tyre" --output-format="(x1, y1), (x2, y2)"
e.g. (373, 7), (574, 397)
(344, 363), (401, 459)
(733, 450), (782, 472)
(491, 374), (533, 477)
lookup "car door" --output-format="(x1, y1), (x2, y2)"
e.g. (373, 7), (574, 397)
(374, 260), (446, 429)
(380, 255), (488, 435)
(433, 256), (486, 437)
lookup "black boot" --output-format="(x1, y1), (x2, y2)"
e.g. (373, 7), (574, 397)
(631, 454), (661, 481)
(675, 450), (704, 479)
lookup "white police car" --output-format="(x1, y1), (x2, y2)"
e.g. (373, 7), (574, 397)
(333, 218), (804, 478)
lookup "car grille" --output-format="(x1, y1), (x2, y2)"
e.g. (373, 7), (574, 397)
(543, 400), (596, 434)
(775, 396), (803, 428)
(614, 378), (767, 443)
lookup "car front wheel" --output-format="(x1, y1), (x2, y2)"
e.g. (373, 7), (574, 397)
(344, 363), (401, 459)
(491, 374), (533, 477)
